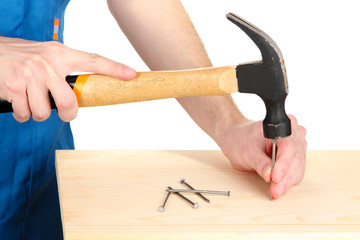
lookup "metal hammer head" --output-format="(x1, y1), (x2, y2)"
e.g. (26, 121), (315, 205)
(226, 13), (291, 139)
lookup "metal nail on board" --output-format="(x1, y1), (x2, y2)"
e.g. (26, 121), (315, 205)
(180, 178), (210, 203)
(167, 186), (199, 209)
(158, 179), (230, 212)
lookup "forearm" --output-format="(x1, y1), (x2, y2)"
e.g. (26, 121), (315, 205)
(107, 0), (210, 70)
(107, 0), (247, 140)
(177, 95), (246, 141)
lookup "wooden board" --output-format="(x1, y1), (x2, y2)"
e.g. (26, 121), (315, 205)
(56, 150), (360, 239)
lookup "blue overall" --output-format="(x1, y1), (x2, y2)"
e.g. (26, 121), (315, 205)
(0, 1), (74, 239)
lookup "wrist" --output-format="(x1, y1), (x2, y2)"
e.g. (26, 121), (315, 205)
(213, 107), (250, 148)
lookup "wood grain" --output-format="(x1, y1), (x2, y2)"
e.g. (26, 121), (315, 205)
(55, 150), (360, 239)
(79, 67), (237, 107)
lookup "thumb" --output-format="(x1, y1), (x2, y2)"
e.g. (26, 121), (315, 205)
(66, 48), (136, 80)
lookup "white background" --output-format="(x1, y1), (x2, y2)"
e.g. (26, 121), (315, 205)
(64, 0), (360, 150)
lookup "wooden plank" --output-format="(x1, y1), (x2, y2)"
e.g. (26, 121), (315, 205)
(56, 150), (360, 239)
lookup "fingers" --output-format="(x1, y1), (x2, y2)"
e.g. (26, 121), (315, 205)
(66, 48), (137, 80)
(47, 77), (78, 122)
(3, 74), (31, 122)
(271, 148), (293, 184)
(270, 152), (306, 199)
(11, 94), (31, 123)
(44, 41), (137, 80)
(10, 79), (77, 123)
(1, 38), (136, 123)
(269, 153), (295, 199)
(8, 73), (76, 122)
(27, 73), (52, 122)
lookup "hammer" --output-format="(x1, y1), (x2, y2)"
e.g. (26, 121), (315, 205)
(0, 13), (291, 195)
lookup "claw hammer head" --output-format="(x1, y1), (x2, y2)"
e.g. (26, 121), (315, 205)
(226, 13), (291, 139)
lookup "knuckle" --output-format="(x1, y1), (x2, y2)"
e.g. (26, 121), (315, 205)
(32, 109), (51, 122)
(58, 108), (78, 122)
(43, 41), (67, 58)
(76, 52), (101, 72)
(292, 153), (306, 185)
(278, 176), (290, 191)
(45, 40), (63, 50)
(29, 52), (47, 69)
(87, 53), (102, 67)
(2, 69), (25, 96)
(88, 53), (101, 60)
(14, 111), (30, 122)
(5, 79), (24, 96)
(300, 126), (307, 137)
(22, 62), (39, 80)
(295, 168), (306, 184)
(28, 49), (51, 69)
(56, 97), (75, 111)
(289, 114), (298, 125)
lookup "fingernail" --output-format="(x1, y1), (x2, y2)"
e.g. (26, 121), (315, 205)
(124, 67), (136, 77)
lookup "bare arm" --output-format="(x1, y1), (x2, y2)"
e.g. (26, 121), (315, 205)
(106, 0), (247, 141)
(107, 0), (307, 199)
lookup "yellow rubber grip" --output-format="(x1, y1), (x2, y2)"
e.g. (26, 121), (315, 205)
(73, 74), (90, 104)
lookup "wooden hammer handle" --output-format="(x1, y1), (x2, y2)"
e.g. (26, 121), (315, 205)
(76, 66), (237, 107)
(0, 66), (237, 113)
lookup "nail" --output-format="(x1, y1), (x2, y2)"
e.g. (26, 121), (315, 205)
(180, 178), (210, 203)
(166, 189), (230, 196)
(270, 139), (277, 201)
(158, 191), (171, 212)
(168, 186), (199, 209)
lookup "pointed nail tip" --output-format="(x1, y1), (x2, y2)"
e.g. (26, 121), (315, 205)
(202, 198), (210, 203)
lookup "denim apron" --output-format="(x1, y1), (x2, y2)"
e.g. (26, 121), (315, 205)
(0, 1), (73, 239)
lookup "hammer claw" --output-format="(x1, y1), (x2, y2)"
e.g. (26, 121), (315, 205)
(226, 13), (284, 62)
